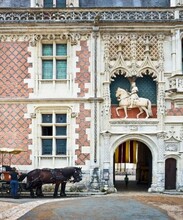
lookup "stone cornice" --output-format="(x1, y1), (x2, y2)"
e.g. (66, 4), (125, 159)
(0, 97), (104, 103)
(110, 119), (159, 125)
(0, 8), (182, 24)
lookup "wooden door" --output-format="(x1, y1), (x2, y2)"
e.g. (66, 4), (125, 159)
(165, 158), (176, 190)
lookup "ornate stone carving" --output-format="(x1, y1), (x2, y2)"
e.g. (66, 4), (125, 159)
(0, 33), (89, 46)
(101, 82), (111, 130)
(165, 126), (180, 142)
(102, 33), (165, 81)
(0, 9), (176, 23)
(165, 143), (178, 151)
(157, 84), (166, 115)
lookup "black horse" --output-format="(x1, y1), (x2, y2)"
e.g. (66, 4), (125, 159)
(26, 167), (82, 197)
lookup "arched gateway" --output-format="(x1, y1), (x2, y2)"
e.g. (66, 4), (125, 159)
(113, 140), (152, 191)
(110, 134), (158, 192)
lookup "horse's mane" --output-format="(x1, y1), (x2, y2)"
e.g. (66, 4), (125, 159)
(27, 167), (81, 177)
(61, 167), (81, 177)
(27, 168), (41, 175)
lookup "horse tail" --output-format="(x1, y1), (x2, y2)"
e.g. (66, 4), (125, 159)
(147, 100), (153, 116)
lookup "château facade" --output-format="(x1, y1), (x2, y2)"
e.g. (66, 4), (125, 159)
(0, 0), (183, 192)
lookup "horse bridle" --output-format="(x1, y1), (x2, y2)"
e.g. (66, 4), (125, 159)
(117, 94), (129, 100)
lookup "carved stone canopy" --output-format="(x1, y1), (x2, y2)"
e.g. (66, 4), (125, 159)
(102, 33), (164, 81)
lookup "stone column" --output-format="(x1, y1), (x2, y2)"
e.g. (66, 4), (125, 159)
(101, 132), (111, 187)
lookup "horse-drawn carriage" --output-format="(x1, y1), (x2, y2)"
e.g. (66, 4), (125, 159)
(0, 148), (28, 196)
(0, 165), (27, 196)
(0, 148), (82, 197)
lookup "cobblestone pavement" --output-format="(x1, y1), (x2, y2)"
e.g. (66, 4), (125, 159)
(0, 192), (183, 220)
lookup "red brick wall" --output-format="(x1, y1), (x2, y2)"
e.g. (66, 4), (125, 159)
(0, 42), (32, 165)
(75, 41), (91, 165)
(0, 104), (32, 165)
(0, 42), (32, 97)
(166, 103), (183, 116)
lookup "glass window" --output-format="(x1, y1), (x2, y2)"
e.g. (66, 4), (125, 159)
(42, 43), (67, 80)
(41, 113), (67, 155)
(44, 0), (66, 8)
(42, 126), (53, 136)
(56, 0), (66, 7)
(56, 44), (67, 56)
(44, 0), (53, 7)
(56, 139), (67, 155)
(42, 44), (53, 56)
(56, 127), (66, 136)
(42, 139), (52, 154)
(56, 60), (67, 79)
(42, 60), (53, 79)
(42, 114), (52, 123)
(56, 114), (66, 123)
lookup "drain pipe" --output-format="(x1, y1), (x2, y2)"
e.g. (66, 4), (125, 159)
(93, 18), (100, 163)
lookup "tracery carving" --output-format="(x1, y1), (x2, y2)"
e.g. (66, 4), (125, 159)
(165, 126), (181, 142)
(0, 9), (176, 23)
(0, 33), (90, 46)
(101, 82), (111, 130)
(165, 143), (178, 151)
(157, 84), (166, 115)
(102, 33), (164, 81)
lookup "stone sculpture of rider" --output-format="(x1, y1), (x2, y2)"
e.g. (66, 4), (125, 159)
(129, 81), (139, 108)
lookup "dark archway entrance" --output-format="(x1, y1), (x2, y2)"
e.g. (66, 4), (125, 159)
(113, 141), (152, 192)
(165, 158), (176, 190)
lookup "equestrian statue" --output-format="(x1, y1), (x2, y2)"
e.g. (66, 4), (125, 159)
(115, 82), (153, 119)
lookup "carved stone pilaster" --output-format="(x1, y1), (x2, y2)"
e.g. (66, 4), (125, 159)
(102, 131), (111, 162)
(157, 33), (165, 80)
(157, 82), (166, 115)
(157, 138), (165, 160)
(102, 34), (111, 81)
(101, 81), (111, 131)
(150, 161), (165, 192)
(178, 170), (183, 191)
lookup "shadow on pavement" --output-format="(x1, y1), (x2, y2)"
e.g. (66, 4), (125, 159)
(115, 180), (149, 192)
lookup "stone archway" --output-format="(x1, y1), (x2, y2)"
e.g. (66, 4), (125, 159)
(112, 138), (154, 192)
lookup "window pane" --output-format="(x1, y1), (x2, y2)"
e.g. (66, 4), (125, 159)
(42, 126), (53, 136)
(56, 0), (66, 7)
(42, 114), (52, 123)
(42, 60), (53, 79)
(56, 126), (66, 135)
(42, 139), (52, 155)
(56, 114), (66, 123)
(56, 44), (67, 56)
(56, 139), (66, 155)
(42, 44), (53, 56)
(44, 0), (53, 7)
(56, 60), (67, 79)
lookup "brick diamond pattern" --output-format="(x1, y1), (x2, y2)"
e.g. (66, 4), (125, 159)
(75, 40), (91, 165)
(166, 102), (183, 116)
(75, 103), (91, 165)
(0, 104), (32, 165)
(75, 40), (90, 97)
(0, 42), (33, 97)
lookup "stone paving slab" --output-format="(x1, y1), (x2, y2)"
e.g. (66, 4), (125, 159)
(0, 191), (183, 220)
